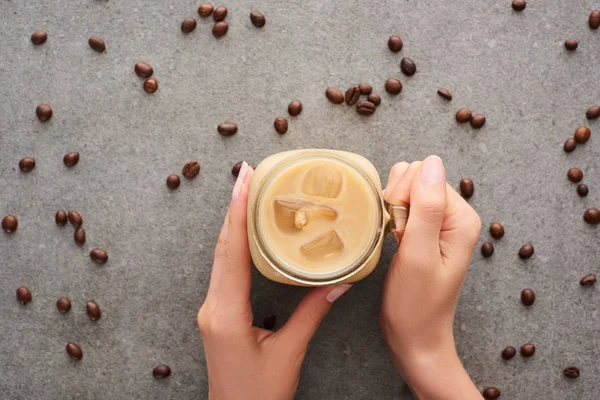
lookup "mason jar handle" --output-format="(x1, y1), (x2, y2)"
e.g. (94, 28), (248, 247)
(384, 201), (410, 236)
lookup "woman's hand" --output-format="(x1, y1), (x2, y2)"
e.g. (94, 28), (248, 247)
(381, 156), (483, 400)
(198, 162), (351, 400)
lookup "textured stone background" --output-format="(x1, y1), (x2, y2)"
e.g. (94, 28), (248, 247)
(1, 0), (599, 399)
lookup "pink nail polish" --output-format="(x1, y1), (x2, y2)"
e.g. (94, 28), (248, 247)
(420, 155), (445, 187)
(232, 162), (248, 201)
(326, 284), (352, 303)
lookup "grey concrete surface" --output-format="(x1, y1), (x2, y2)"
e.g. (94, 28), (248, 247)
(1, 0), (600, 398)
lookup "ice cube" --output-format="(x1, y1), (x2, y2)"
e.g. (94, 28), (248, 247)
(273, 197), (337, 231)
(301, 163), (343, 198)
(300, 230), (344, 261)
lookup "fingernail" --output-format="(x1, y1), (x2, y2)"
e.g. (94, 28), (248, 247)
(326, 284), (352, 303)
(232, 162), (248, 201)
(420, 155), (445, 187)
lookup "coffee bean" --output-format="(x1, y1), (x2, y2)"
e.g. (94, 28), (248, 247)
(36, 104), (53, 121)
(521, 343), (535, 357)
(489, 222), (504, 239)
(325, 87), (344, 104)
(181, 18), (197, 33)
(3, 216), (18, 233)
(587, 105), (600, 120)
(580, 274), (597, 286)
(90, 248), (108, 264)
(564, 366), (580, 379)
(400, 58), (416, 76)
(68, 211), (83, 228)
(577, 184), (589, 197)
(218, 122), (238, 136)
(182, 161), (201, 179)
(66, 343), (83, 360)
(589, 10), (600, 29)
(564, 138), (577, 153)
(385, 78), (402, 95)
(460, 178), (474, 199)
(564, 40), (578, 51)
(63, 152), (79, 167)
(31, 30), (47, 45)
(481, 242), (494, 257)
(470, 114), (486, 129)
(143, 78), (158, 94)
(367, 93), (381, 106)
(167, 174), (180, 190)
(584, 208), (600, 224)
(437, 89), (452, 101)
(358, 83), (373, 95)
(501, 346), (516, 360)
(274, 117), (288, 134)
(19, 157), (36, 173)
(232, 161), (244, 176)
(57, 297), (72, 313)
(135, 62), (153, 78)
(356, 101), (376, 116)
(456, 108), (472, 123)
(213, 21), (228, 37)
(521, 288), (535, 306)
(518, 244), (534, 259)
(482, 387), (501, 400)
(263, 314), (276, 330)
(250, 12), (266, 28)
(345, 86), (361, 105)
(574, 126), (591, 144)
(213, 6), (227, 21)
(388, 35), (403, 52)
(567, 168), (583, 182)
(55, 210), (68, 226)
(74, 228), (86, 246)
(16, 286), (32, 304)
(153, 365), (171, 379)
(512, 0), (526, 11)
(88, 36), (105, 52)
(86, 300), (101, 321)
(198, 3), (214, 17)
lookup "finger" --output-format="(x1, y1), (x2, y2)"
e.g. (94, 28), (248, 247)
(383, 162), (409, 197)
(207, 209), (230, 297)
(384, 161), (422, 243)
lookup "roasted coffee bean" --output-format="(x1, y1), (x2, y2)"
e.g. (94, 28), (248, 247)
(482, 387), (501, 400)
(489, 222), (504, 239)
(367, 93), (381, 106)
(143, 78), (158, 94)
(181, 18), (197, 33)
(574, 126), (591, 144)
(66, 343), (83, 360)
(358, 83), (373, 95)
(564, 366), (580, 379)
(250, 11), (266, 27)
(400, 58), (416, 76)
(325, 87), (344, 104)
(456, 108), (472, 123)
(153, 365), (171, 378)
(584, 208), (600, 224)
(166, 174), (180, 190)
(567, 168), (583, 182)
(16, 286), (32, 304)
(345, 86), (361, 105)
(31, 30), (47, 45)
(19, 157), (36, 172)
(470, 114), (486, 129)
(213, 21), (228, 37)
(263, 314), (276, 330)
(288, 100), (303, 116)
(460, 178), (474, 199)
(63, 152), (79, 167)
(90, 248), (108, 264)
(512, 0), (526, 11)
(577, 184), (589, 197)
(385, 78), (402, 95)
(564, 138), (577, 153)
(590, 10), (600, 29)
(198, 3), (214, 17)
(182, 161), (201, 179)
(86, 301), (101, 321)
(501, 346), (516, 360)
(274, 117), (288, 134)
(56, 297), (72, 313)
(213, 6), (227, 21)
(218, 122), (238, 136)
(580, 274), (597, 286)
(388, 35), (403, 52)
(521, 343), (535, 357)
(587, 105), (600, 120)
(74, 228), (86, 246)
(564, 40), (578, 50)
(68, 211), (83, 228)
(135, 62), (153, 78)
(481, 242), (494, 257)
(36, 104), (53, 121)
(437, 89), (452, 101)
(519, 244), (534, 259)
(2, 216), (18, 233)
(232, 161), (244, 176)
(521, 288), (535, 306)
(55, 210), (68, 226)
(88, 36), (105, 52)
(356, 101), (376, 116)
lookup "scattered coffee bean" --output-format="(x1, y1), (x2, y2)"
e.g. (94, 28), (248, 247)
(2, 216), (18, 233)
(153, 365), (172, 379)
(263, 314), (276, 330)
(521, 343), (535, 357)
(567, 168), (583, 182)
(388, 35), (403, 52)
(274, 117), (288, 134)
(143, 78), (158, 94)
(74, 228), (86, 246)
(356, 101), (376, 116)
(16, 286), (32, 304)
(31, 30), (47, 45)
(385, 78), (402, 95)
(564, 138), (577, 153)
(587, 105), (600, 120)
(345, 86), (361, 105)
(166, 174), (180, 190)
(90, 248), (108, 264)
(358, 83), (373, 95)
(589, 10), (600, 29)
(213, 6), (227, 21)
(19, 157), (36, 172)
(68, 211), (83, 228)
(564, 366), (580, 379)
(584, 208), (600, 224)
(521, 288), (535, 306)
(36, 104), (53, 121)
(574, 126), (591, 144)
(213, 21), (228, 37)
(564, 40), (578, 51)
(86, 300), (101, 321)
(481, 242), (494, 257)
(489, 222), (504, 239)
(63, 152), (80, 167)
(325, 87), (344, 104)
(470, 114), (486, 129)
(400, 58), (416, 76)
(198, 3), (214, 17)
(577, 184), (589, 197)
(182, 161), (201, 179)
(512, 0), (526, 11)
(232, 161), (244, 176)
(367, 93), (381, 106)
(288, 100), (303, 116)
(519, 244), (534, 259)
(55, 210), (68, 226)
(66, 343), (83, 360)
(218, 122), (238, 136)
(501, 346), (516, 360)
(135, 62), (153, 78)
(482, 387), (501, 400)
(437, 89), (452, 101)
(456, 108), (472, 123)
(250, 11), (266, 28)
(460, 178), (474, 198)
(88, 36), (106, 52)
(181, 17), (197, 33)
(580, 274), (597, 286)
(57, 297), (72, 313)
